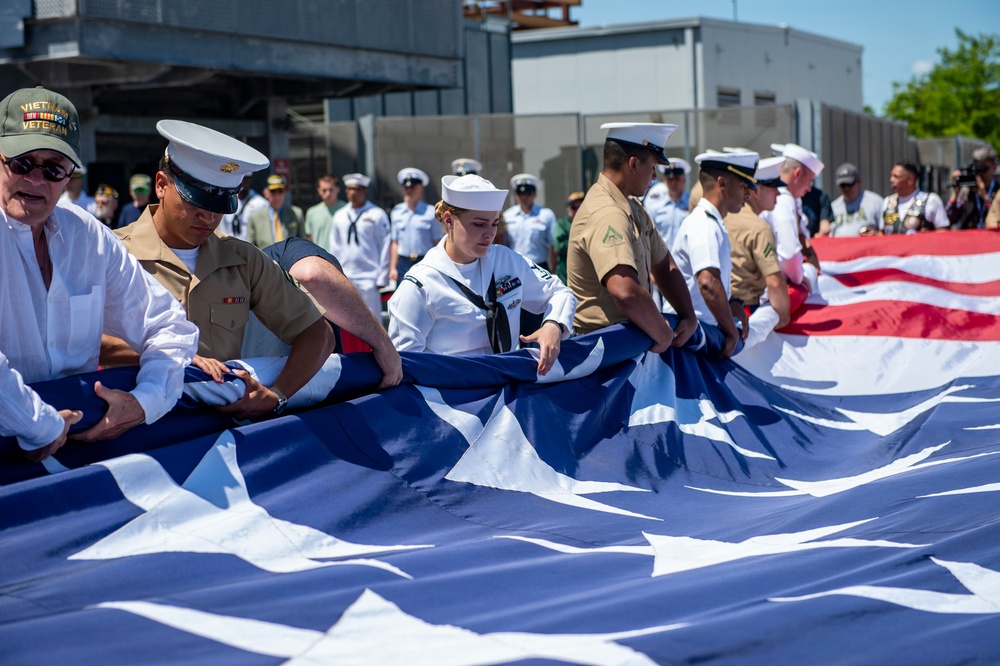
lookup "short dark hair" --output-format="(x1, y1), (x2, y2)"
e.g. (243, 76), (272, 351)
(894, 161), (920, 178)
(317, 173), (338, 187)
(158, 154), (173, 183)
(604, 139), (655, 171)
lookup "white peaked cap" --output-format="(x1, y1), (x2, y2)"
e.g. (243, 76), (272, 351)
(342, 173), (371, 188)
(442, 174), (509, 211)
(397, 167), (429, 186)
(601, 122), (677, 164)
(755, 156), (786, 185)
(695, 149), (760, 190)
(657, 157), (691, 175)
(158, 119), (269, 189)
(451, 158), (483, 175)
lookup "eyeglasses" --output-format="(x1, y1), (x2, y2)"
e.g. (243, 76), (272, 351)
(1, 154), (75, 182)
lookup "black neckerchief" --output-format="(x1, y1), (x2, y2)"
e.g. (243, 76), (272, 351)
(444, 273), (512, 354)
(347, 207), (364, 244)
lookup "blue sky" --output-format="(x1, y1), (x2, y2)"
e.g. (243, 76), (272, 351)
(574, 0), (1000, 113)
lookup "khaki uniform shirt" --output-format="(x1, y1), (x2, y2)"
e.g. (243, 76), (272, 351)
(568, 174), (668, 334)
(726, 204), (781, 306)
(116, 206), (323, 361)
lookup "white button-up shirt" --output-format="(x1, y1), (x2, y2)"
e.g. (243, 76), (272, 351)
(502, 203), (556, 266)
(390, 200), (441, 258)
(670, 199), (732, 326)
(0, 202), (198, 450)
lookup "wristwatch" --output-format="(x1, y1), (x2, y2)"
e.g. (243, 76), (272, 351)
(270, 386), (288, 415)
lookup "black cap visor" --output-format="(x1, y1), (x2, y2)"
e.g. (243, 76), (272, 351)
(700, 159), (759, 191)
(168, 160), (240, 214)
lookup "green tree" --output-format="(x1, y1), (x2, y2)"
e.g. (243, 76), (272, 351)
(884, 30), (1000, 148)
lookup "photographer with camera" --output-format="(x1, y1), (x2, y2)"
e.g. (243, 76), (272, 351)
(947, 146), (998, 230)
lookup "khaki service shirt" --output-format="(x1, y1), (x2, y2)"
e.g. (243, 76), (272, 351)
(567, 174), (668, 334)
(726, 204), (781, 306)
(116, 206), (323, 362)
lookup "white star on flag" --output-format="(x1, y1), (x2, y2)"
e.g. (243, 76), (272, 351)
(418, 386), (658, 520)
(501, 518), (924, 576)
(70, 431), (430, 576)
(95, 588), (685, 665)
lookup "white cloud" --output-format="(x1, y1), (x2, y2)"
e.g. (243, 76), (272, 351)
(912, 59), (934, 75)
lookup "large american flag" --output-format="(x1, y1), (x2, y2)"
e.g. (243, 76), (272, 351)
(2, 231), (999, 665)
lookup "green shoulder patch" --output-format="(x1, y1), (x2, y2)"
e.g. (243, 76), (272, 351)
(602, 225), (626, 247)
(762, 241), (777, 259)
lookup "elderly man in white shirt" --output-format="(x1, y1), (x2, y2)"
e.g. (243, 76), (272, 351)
(0, 87), (198, 462)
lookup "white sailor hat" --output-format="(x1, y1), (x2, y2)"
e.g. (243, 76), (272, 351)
(156, 120), (268, 214)
(754, 156), (786, 188)
(695, 149), (760, 190)
(510, 173), (539, 193)
(441, 174), (508, 211)
(342, 173), (371, 188)
(657, 158), (690, 176)
(773, 143), (825, 176)
(397, 167), (429, 187)
(770, 143), (786, 157)
(451, 158), (482, 176)
(601, 122), (677, 165)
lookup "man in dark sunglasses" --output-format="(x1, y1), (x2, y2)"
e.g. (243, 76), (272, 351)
(0, 87), (199, 462)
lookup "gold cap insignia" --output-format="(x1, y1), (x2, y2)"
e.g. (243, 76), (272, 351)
(219, 162), (240, 173)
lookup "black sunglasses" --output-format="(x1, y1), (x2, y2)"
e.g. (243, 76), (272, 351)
(1, 154), (75, 182)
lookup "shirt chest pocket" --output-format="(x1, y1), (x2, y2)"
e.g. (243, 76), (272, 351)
(66, 288), (103, 357)
(210, 303), (250, 333)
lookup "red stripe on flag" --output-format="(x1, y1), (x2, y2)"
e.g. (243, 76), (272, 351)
(830, 268), (1000, 297)
(781, 300), (1000, 341)
(813, 229), (1000, 262)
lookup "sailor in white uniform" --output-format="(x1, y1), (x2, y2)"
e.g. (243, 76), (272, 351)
(388, 174), (576, 375)
(389, 167), (440, 281)
(327, 173), (391, 315)
(502, 173), (557, 271)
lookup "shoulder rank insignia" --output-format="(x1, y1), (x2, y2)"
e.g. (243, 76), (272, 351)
(602, 225), (626, 247)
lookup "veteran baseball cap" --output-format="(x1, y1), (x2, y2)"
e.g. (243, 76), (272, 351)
(835, 163), (861, 185)
(0, 87), (82, 167)
(157, 119), (269, 214)
(265, 174), (287, 191)
(129, 173), (152, 192)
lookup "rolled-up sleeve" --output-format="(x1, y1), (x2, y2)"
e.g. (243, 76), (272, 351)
(101, 233), (199, 424)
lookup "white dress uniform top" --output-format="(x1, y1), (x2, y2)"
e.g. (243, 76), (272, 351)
(0, 202), (198, 449)
(503, 174), (556, 267)
(219, 189), (267, 241)
(758, 143), (824, 286)
(328, 174), (390, 315)
(388, 240), (576, 355)
(391, 168), (440, 261)
(670, 199), (733, 327)
(388, 174), (576, 356)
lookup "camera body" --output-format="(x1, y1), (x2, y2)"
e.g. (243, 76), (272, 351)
(955, 161), (987, 188)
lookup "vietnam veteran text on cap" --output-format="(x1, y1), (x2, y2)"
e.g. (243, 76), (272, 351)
(451, 158), (482, 176)
(157, 119), (269, 215)
(600, 122), (677, 165)
(695, 149), (760, 191)
(397, 168), (429, 187)
(441, 175), (508, 211)
(0, 87), (82, 167)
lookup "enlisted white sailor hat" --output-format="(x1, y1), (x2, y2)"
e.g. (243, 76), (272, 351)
(451, 158), (482, 176)
(156, 119), (268, 214)
(754, 156), (787, 188)
(441, 174), (508, 211)
(510, 173), (540, 193)
(397, 167), (429, 187)
(772, 143), (825, 176)
(657, 157), (690, 176)
(601, 122), (677, 165)
(695, 149), (760, 190)
(342, 173), (371, 188)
